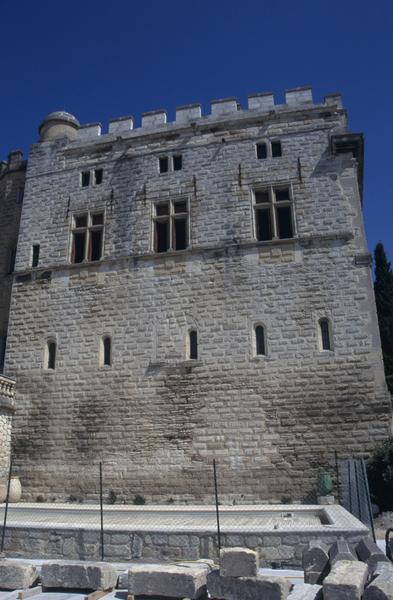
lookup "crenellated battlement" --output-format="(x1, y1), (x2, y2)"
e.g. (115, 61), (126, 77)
(0, 150), (25, 177)
(39, 87), (344, 144)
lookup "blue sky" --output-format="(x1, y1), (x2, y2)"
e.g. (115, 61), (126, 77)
(1, 0), (392, 263)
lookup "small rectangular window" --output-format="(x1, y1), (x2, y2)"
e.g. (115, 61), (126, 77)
(91, 213), (104, 226)
(90, 230), (103, 261)
(256, 208), (272, 241)
(276, 206), (293, 239)
(156, 203), (169, 216)
(75, 215), (88, 228)
(81, 171), (90, 187)
(94, 168), (103, 185)
(0, 335), (7, 373)
(271, 141), (282, 157)
(155, 221), (169, 253)
(73, 232), (86, 263)
(32, 245), (40, 268)
(8, 248), (16, 274)
(159, 157), (169, 173)
(255, 191), (270, 204)
(153, 199), (189, 253)
(275, 188), (290, 202)
(256, 143), (267, 159)
(173, 218), (187, 250)
(173, 155), (182, 171)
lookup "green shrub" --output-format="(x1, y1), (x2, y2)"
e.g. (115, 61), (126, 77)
(367, 437), (393, 511)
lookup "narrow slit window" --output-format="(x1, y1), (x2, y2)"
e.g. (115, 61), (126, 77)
(47, 340), (56, 370)
(103, 336), (111, 366)
(255, 325), (265, 356)
(159, 157), (169, 173)
(8, 248), (16, 274)
(32, 245), (40, 268)
(256, 143), (267, 159)
(81, 171), (90, 187)
(173, 155), (182, 171)
(94, 169), (103, 185)
(189, 330), (198, 360)
(271, 141), (282, 157)
(0, 335), (7, 373)
(319, 319), (332, 351)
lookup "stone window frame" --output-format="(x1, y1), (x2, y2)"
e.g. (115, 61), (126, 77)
(158, 154), (183, 174)
(255, 139), (282, 160)
(251, 182), (296, 242)
(251, 320), (268, 358)
(186, 328), (198, 360)
(317, 316), (334, 353)
(69, 209), (106, 264)
(80, 167), (104, 188)
(99, 334), (112, 368)
(44, 337), (57, 371)
(151, 196), (190, 254)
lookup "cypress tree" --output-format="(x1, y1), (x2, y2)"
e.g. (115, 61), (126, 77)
(374, 243), (393, 393)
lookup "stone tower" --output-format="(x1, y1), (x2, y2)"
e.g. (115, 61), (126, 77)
(1, 87), (391, 502)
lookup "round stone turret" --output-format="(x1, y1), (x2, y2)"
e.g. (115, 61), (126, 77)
(39, 111), (80, 141)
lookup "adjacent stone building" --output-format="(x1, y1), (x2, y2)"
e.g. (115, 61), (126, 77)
(0, 87), (391, 502)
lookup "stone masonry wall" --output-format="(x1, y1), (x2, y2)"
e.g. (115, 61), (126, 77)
(4, 90), (391, 502)
(0, 152), (25, 370)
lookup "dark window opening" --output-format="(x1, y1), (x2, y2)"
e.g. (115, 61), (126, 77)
(256, 208), (272, 241)
(275, 188), (290, 202)
(47, 341), (56, 370)
(320, 319), (331, 350)
(173, 155), (182, 171)
(73, 232), (86, 263)
(0, 335), (7, 373)
(75, 215), (88, 228)
(16, 188), (24, 204)
(8, 248), (16, 274)
(90, 230), (103, 261)
(155, 221), (169, 253)
(174, 201), (187, 214)
(276, 206), (293, 239)
(32, 245), (40, 268)
(159, 157), (169, 173)
(256, 143), (267, 159)
(189, 330), (198, 360)
(271, 141), (282, 157)
(277, 206), (293, 240)
(255, 190), (270, 204)
(255, 325), (265, 355)
(103, 337), (111, 366)
(94, 169), (103, 185)
(92, 213), (104, 226)
(81, 171), (90, 187)
(156, 203), (169, 216)
(174, 218), (187, 250)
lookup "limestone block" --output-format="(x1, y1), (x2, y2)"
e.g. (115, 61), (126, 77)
(329, 540), (357, 565)
(41, 561), (117, 590)
(220, 547), (258, 577)
(128, 564), (208, 599)
(207, 569), (290, 600)
(371, 561), (393, 578)
(356, 538), (388, 569)
(364, 571), (393, 599)
(302, 541), (330, 584)
(0, 561), (38, 590)
(323, 560), (368, 600)
(287, 583), (322, 599)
